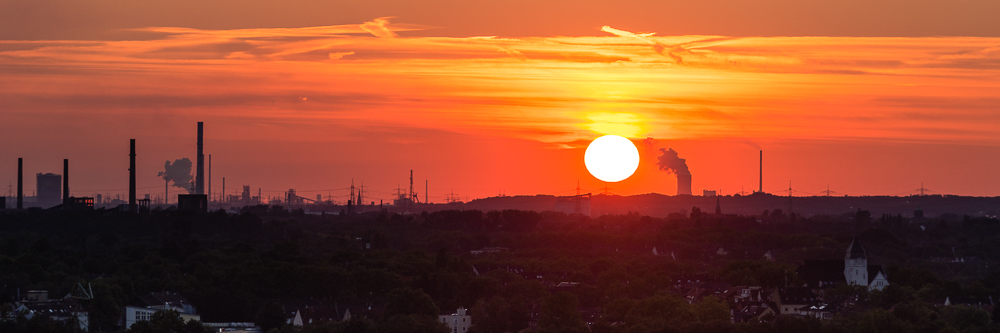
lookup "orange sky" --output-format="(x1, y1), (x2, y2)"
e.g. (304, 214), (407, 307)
(2, 16), (1000, 203)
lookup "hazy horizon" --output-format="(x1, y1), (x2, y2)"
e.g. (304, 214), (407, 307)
(3, 7), (999, 202)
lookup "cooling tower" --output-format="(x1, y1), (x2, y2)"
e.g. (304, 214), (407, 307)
(677, 173), (692, 195)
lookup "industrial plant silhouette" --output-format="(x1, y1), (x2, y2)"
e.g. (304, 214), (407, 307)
(3, 121), (994, 219)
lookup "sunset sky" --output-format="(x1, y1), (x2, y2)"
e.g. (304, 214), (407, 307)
(2, 0), (1000, 203)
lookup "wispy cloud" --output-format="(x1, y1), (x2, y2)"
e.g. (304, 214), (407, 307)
(2, 19), (1000, 146)
(360, 17), (398, 38)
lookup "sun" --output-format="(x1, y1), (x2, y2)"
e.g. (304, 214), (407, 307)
(584, 135), (640, 182)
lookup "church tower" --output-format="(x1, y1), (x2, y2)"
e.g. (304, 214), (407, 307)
(844, 237), (868, 286)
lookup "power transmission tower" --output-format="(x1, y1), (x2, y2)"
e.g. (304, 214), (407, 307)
(409, 170), (416, 204)
(822, 185), (836, 196)
(916, 182), (929, 196)
(787, 181), (793, 213)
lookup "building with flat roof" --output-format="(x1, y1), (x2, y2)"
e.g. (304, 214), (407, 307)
(36, 173), (61, 208)
(439, 307), (471, 333)
(124, 292), (200, 329)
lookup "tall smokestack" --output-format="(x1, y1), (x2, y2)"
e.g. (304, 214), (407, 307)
(759, 150), (763, 194)
(208, 154), (212, 201)
(17, 158), (23, 209)
(129, 139), (137, 212)
(196, 122), (204, 195)
(63, 159), (69, 203)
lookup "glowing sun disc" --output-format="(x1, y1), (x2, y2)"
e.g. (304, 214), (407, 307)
(584, 135), (640, 182)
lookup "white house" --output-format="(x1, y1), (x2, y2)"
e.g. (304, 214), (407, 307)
(439, 307), (471, 333)
(123, 292), (200, 329)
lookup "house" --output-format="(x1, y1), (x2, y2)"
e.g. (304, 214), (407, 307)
(796, 238), (889, 291)
(730, 286), (778, 323)
(681, 281), (732, 304)
(124, 292), (200, 329)
(10, 291), (88, 332)
(775, 287), (820, 316)
(439, 307), (471, 333)
(289, 306), (350, 326)
(730, 286), (774, 305)
(944, 296), (994, 312)
(763, 250), (777, 262)
(652, 247), (677, 260)
(798, 302), (836, 319)
(734, 302), (777, 323)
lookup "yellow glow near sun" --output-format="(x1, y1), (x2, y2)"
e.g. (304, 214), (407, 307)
(584, 135), (640, 182)
(585, 112), (643, 137)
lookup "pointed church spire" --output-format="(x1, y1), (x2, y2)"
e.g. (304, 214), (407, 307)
(846, 237), (866, 260)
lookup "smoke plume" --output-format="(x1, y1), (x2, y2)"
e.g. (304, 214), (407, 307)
(158, 158), (194, 194)
(657, 148), (690, 176)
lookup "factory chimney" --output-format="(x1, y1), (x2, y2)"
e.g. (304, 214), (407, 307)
(129, 139), (137, 212)
(759, 150), (763, 194)
(196, 122), (204, 195)
(17, 158), (23, 209)
(63, 159), (69, 203)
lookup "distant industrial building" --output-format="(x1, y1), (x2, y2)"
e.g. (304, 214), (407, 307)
(703, 190), (717, 197)
(36, 173), (61, 208)
(178, 194), (208, 213)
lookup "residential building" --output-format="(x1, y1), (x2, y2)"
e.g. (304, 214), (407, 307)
(439, 307), (471, 333)
(9, 291), (88, 332)
(124, 292), (200, 329)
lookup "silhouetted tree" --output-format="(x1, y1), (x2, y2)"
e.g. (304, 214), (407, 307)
(538, 292), (587, 333)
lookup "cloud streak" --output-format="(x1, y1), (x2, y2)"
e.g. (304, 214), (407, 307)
(1, 19), (1000, 147)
